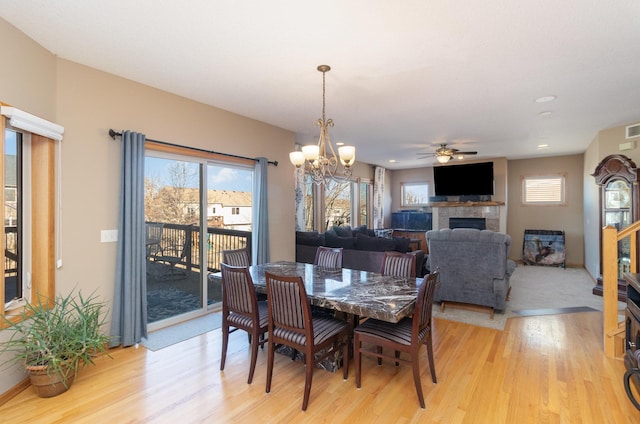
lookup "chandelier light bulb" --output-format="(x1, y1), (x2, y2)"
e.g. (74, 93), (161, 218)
(301, 145), (320, 161)
(289, 151), (305, 167)
(338, 146), (355, 166)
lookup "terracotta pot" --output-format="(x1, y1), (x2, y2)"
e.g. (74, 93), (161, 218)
(27, 365), (76, 398)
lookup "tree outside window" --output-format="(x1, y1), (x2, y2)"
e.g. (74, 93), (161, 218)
(401, 182), (429, 207)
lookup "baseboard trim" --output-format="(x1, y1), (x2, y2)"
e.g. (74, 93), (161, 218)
(0, 378), (30, 407)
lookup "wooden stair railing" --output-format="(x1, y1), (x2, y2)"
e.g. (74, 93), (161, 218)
(602, 220), (640, 357)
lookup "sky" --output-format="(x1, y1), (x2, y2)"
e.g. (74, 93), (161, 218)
(145, 156), (253, 192)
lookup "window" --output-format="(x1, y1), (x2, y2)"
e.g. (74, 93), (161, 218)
(325, 180), (353, 229)
(4, 130), (24, 305)
(401, 182), (429, 206)
(522, 175), (565, 205)
(232, 207), (240, 215)
(1, 116), (57, 324)
(302, 175), (372, 232)
(358, 179), (372, 227)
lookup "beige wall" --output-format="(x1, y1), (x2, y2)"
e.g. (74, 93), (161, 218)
(53, 59), (295, 301)
(0, 17), (296, 395)
(507, 154), (584, 266)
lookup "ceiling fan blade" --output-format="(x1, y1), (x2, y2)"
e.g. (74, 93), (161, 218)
(454, 151), (477, 155)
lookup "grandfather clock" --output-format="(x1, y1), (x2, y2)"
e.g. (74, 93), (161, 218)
(592, 154), (640, 301)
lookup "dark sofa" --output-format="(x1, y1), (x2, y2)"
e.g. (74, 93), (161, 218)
(296, 226), (426, 277)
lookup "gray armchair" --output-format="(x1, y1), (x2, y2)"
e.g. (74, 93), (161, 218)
(426, 228), (517, 315)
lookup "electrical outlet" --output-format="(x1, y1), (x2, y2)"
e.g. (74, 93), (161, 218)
(100, 229), (118, 243)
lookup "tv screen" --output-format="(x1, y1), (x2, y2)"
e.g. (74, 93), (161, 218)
(433, 161), (494, 196)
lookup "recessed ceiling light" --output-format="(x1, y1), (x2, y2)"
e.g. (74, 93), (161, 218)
(335, 142), (344, 146)
(538, 111), (553, 117)
(535, 95), (557, 103)
(388, 159), (397, 163)
(537, 144), (549, 149)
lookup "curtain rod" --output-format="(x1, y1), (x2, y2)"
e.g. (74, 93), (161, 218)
(108, 129), (278, 166)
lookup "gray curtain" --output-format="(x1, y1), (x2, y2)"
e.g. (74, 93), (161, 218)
(110, 130), (147, 347)
(252, 157), (270, 265)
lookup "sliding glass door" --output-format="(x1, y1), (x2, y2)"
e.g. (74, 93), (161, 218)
(144, 156), (203, 327)
(144, 152), (254, 329)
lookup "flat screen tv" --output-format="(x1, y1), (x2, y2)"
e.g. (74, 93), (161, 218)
(433, 161), (494, 196)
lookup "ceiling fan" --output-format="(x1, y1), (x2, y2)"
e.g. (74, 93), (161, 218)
(417, 143), (478, 163)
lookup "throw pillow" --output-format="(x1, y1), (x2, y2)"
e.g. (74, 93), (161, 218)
(374, 229), (394, 239)
(352, 225), (376, 237)
(296, 231), (325, 246)
(332, 225), (353, 237)
(325, 231), (356, 249)
(355, 233), (397, 252)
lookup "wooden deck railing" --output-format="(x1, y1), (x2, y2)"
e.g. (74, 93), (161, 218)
(146, 221), (252, 273)
(602, 220), (640, 357)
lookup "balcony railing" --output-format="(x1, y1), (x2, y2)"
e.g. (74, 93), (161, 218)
(4, 225), (18, 303)
(146, 221), (252, 274)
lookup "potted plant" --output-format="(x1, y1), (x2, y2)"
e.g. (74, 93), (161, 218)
(0, 290), (112, 397)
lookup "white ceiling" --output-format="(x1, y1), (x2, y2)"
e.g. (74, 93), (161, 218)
(2, 1), (640, 169)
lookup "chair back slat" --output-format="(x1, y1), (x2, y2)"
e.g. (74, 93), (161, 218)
(222, 248), (250, 267)
(381, 251), (416, 278)
(221, 264), (258, 318)
(413, 271), (440, 339)
(265, 272), (310, 334)
(314, 247), (343, 268)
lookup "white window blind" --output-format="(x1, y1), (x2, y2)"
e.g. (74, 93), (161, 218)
(523, 176), (564, 204)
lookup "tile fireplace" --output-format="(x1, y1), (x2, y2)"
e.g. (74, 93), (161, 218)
(429, 201), (506, 233)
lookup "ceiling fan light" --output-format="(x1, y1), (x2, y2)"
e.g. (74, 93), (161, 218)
(436, 155), (450, 164)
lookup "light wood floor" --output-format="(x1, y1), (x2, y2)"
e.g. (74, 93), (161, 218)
(1, 311), (639, 423)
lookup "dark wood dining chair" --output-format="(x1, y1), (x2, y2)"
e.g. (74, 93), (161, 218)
(314, 246), (343, 268)
(219, 264), (268, 384)
(380, 251), (416, 279)
(222, 247), (250, 267)
(354, 272), (440, 409)
(264, 271), (350, 411)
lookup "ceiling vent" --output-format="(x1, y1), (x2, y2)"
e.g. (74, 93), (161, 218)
(626, 123), (640, 139)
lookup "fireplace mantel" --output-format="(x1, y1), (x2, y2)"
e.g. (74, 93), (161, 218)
(428, 201), (505, 207)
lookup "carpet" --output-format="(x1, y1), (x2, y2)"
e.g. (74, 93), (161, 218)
(431, 265), (626, 330)
(142, 313), (222, 351)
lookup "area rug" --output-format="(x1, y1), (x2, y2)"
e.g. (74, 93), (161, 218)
(431, 265), (625, 330)
(141, 313), (222, 351)
(147, 287), (201, 323)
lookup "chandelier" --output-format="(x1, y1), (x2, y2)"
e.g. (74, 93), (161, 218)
(289, 65), (355, 185)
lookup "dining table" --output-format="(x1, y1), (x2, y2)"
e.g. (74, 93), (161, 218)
(248, 261), (423, 323)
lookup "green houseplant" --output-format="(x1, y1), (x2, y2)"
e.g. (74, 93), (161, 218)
(0, 290), (112, 397)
